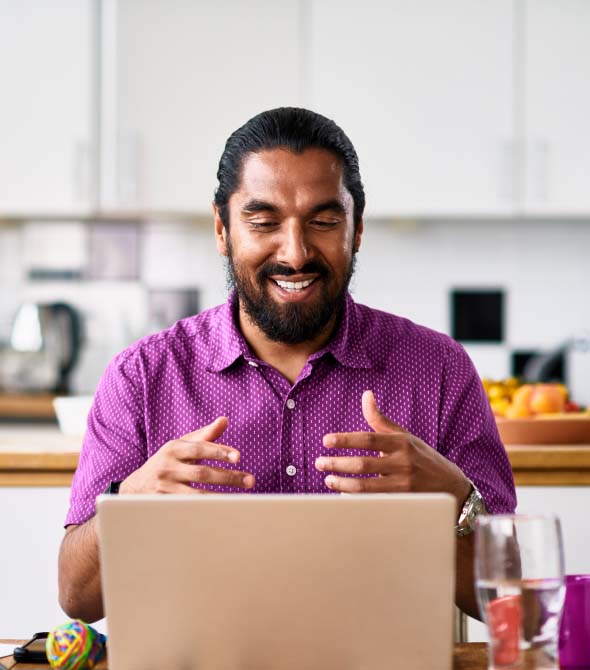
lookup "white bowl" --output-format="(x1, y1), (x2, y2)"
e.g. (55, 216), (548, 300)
(53, 395), (94, 436)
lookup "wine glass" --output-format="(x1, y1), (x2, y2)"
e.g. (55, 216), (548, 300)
(475, 515), (565, 670)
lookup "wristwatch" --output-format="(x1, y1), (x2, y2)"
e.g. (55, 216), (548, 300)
(455, 480), (487, 537)
(103, 481), (122, 495)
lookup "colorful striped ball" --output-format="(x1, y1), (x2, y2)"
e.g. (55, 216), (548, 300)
(46, 619), (106, 669)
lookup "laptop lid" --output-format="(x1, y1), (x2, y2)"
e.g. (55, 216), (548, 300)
(97, 493), (455, 670)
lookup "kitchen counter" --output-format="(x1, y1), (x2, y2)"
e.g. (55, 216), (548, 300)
(505, 444), (590, 485)
(1, 424), (590, 486)
(0, 425), (81, 486)
(0, 393), (56, 420)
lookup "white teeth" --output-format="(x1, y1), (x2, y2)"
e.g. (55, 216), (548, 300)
(275, 278), (315, 291)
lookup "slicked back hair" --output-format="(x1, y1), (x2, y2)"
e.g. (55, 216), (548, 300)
(214, 107), (365, 231)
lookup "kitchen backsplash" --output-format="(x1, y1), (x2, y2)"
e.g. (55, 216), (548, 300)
(1, 219), (589, 401)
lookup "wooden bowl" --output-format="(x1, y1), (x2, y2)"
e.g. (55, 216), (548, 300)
(496, 414), (590, 445)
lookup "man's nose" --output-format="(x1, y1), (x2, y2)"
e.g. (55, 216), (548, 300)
(276, 223), (310, 270)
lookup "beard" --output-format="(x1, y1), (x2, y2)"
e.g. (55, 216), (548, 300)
(225, 238), (356, 345)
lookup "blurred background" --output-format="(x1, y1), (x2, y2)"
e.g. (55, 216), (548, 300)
(1, 0), (590, 641)
(1, 0), (590, 409)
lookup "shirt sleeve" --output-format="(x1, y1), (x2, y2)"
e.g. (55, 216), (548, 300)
(64, 349), (147, 526)
(437, 341), (517, 514)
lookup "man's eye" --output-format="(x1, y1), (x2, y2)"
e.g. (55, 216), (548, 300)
(250, 221), (278, 230)
(311, 219), (338, 228)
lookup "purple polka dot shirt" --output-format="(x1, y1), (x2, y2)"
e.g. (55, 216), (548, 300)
(65, 292), (516, 525)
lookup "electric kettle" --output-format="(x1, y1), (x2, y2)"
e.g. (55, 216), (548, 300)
(0, 302), (82, 393)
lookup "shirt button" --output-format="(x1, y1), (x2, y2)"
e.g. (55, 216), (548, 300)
(248, 361), (259, 367)
(286, 464), (297, 476)
(286, 399), (296, 410)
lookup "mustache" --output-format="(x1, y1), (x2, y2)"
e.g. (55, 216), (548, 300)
(257, 261), (330, 280)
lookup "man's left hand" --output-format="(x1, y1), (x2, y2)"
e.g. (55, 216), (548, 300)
(316, 390), (471, 511)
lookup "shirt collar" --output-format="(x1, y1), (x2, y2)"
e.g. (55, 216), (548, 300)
(310, 292), (373, 369)
(206, 291), (250, 372)
(207, 291), (373, 373)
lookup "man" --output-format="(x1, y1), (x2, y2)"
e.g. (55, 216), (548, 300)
(58, 108), (516, 623)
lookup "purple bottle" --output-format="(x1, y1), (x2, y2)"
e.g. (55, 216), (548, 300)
(559, 574), (590, 668)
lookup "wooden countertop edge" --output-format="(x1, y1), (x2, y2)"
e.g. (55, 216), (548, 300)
(0, 452), (79, 470)
(507, 444), (590, 468)
(2, 446), (590, 488)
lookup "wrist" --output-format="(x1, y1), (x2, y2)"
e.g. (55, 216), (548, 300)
(117, 479), (131, 495)
(454, 476), (473, 515)
(104, 480), (123, 495)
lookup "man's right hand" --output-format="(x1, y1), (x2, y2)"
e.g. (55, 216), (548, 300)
(119, 416), (255, 494)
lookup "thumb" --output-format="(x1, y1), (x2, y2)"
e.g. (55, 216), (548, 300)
(182, 416), (228, 443)
(361, 391), (406, 435)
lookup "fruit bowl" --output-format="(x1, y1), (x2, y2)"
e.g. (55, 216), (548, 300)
(496, 414), (590, 445)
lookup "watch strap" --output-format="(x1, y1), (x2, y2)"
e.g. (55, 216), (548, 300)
(104, 480), (122, 495)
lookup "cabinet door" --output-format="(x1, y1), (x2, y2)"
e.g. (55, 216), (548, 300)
(0, 487), (108, 638)
(0, 1), (95, 215)
(524, 0), (590, 215)
(516, 486), (590, 575)
(306, 0), (516, 218)
(110, 0), (301, 213)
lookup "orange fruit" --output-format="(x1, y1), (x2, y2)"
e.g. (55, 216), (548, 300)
(512, 384), (534, 411)
(505, 404), (532, 419)
(529, 384), (566, 415)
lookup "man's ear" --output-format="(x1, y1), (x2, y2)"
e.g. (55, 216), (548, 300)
(213, 204), (228, 256)
(353, 217), (364, 253)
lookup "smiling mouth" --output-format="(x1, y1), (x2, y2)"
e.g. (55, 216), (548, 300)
(271, 277), (317, 292)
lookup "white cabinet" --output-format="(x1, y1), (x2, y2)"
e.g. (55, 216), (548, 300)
(523, 0), (590, 215)
(105, 0), (302, 214)
(0, 487), (106, 638)
(0, 1), (96, 216)
(2, 1), (589, 219)
(305, 0), (516, 218)
(467, 485), (590, 642)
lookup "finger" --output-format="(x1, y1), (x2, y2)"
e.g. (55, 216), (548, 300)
(323, 474), (410, 494)
(315, 455), (408, 476)
(173, 439), (240, 464)
(322, 431), (408, 453)
(361, 390), (407, 435)
(176, 464), (255, 489)
(180, 416), (228, 443)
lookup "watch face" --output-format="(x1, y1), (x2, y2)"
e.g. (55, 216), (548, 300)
(469, 495), (485, 523)
(456, 487), (486, 536)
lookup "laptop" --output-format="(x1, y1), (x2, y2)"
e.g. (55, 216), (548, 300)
(97, 493), (455, 670)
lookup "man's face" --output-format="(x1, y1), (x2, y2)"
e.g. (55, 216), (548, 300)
(215, 147), (363, 344)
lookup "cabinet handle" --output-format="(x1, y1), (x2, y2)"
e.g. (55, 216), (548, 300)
(530, 138), (550, 203)
(118, 132), (141, 206)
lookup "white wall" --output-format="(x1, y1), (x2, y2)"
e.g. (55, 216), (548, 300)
(352, 219), (590, 403)
(1, 218), (589, 396)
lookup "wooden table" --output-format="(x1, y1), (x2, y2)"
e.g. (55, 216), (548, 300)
(0, 641), (489, 669)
